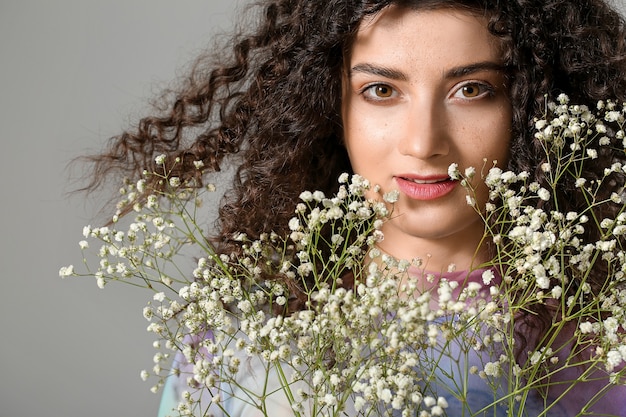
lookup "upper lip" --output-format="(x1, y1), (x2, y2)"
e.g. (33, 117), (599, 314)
(395, 174), (453, 184)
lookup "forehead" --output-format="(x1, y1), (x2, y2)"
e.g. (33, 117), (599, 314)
(351, 5), (503, 63)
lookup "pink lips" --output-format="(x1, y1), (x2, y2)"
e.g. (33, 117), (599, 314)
(395, 175), (458, 200)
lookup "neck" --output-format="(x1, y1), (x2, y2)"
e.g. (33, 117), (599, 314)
(375, 230), (490, 273)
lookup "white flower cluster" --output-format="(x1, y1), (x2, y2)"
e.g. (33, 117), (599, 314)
(456, 96), (626, 390)
(62, 99), (626, 417)
(159, 250), (500, 416)
(155, 174), (485, 416)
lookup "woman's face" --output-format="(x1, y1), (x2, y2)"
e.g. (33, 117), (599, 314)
(342, 6), (512, 271)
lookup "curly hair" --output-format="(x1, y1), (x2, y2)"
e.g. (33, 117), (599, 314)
(84, 0), (626, 339)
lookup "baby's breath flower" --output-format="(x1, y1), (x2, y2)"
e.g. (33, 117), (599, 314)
(551, 286), (563, 299)
(169, 177), (181, 188)
(604, 352), (622, 372)
(96, 276), (105, 289)
(58, 265), (74, 278)
(312, 190), (325, 202)
(383, 190), (399, 203)
(154, 154), (166, 165)
(447, 163), (460, 180)
(483, 361), (501, 377)
(537, 188), (551, 201)
(299, 191), (313, 202)
(464, 166), (476, 179)
(535, 119), (547, 130)
(611, 193), (623, 204)
(485, 167), (502, 187)
(482, 269), (495, 285)
(68, 117), (626, 417)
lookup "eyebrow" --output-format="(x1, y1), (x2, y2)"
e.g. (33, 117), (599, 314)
(349, 63), (408, 81)
(445, 61), (507, 78)
(349, 61), (507, 80)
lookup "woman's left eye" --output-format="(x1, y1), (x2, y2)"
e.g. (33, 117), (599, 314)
(360, 83), (398, 101)
(452, 82), (493, 99)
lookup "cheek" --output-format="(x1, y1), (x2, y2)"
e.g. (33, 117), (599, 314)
(346, 140), (376, 173)
(492, 124), (512, 165)
(343, 112), (391, 168)
(474, 111), (512, 165)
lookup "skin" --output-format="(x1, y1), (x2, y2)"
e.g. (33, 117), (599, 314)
(342, 6), (513, 275)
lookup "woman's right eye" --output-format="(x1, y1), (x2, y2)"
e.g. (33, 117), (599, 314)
(361, 83), (397, 101)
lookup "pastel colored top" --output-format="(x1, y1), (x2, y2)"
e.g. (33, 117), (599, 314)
(157, 269), (626, 417)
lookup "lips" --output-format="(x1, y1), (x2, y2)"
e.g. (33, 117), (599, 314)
(394, 175), (458, 200)
(405, 177), (448, 184)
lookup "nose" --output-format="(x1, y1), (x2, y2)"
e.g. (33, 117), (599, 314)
(398, 98), (449, 159)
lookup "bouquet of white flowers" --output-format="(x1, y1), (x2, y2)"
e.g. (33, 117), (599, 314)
(61, 95), (626, 417)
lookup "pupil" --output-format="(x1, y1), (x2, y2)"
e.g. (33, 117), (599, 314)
(464, 86), (477, 96)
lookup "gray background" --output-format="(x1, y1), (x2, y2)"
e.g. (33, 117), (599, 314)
(1, 1), (625, 417)
(0, 1), (244, 416)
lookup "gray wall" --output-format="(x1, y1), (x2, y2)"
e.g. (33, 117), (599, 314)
(0, 1), (243, 416)
(1, 1), (625, 417)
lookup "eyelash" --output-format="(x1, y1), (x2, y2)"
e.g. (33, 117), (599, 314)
(358, 81), (496, 102)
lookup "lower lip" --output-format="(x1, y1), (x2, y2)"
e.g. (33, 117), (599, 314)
(395, 177), (458, 201)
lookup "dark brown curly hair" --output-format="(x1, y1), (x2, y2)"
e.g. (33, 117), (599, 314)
(83, 0), (626, 335)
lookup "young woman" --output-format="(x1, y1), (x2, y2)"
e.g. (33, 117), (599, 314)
(82, 0), (626, 415)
